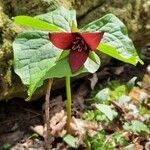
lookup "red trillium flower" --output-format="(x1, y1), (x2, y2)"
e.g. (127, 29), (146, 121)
(49, 32), (104, 73)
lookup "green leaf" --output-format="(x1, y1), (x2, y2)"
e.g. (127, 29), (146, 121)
(36, 6), (77, 32)
(13, 16), (63, 32)
(13, 7), (78, 98)
(126, 77), (137, 91)
(110, 85), (126, 100)
(13, 31), (61, 98)
(45, 52), (100, 78)
(13, 7), (77, 32)
(2, 143), (11, 150)
(82, 110), (95, 121)
(95, 88), (110, 103)
(108, 81), (126, 100)
(111, 132), (129, 147)
(63, 134), (78, 148)
(98, 44), (142, 65)
(81, 14), (143, 65)
(123, 120), (149, 134)
(87, 131), (114, 150)
(95, 104), (116, 121)
(57, 50), (69, 62)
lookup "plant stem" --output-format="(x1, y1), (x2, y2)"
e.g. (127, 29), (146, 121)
(66, 76), (72, 133)
(44, 78), (53, 149)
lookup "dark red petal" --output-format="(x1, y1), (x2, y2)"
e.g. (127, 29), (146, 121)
(49, 32), (76, 49)
(69, 50), (89, 73)
(80, 32), (104, 51)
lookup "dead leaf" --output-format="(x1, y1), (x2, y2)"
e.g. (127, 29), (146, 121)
(145, 141), (150, 150)
(50, 110), (67, 137)
(88, 73), (98, 90)
(70, 117), (102, 141)
(134, 143), (144, 150)
(111, 101), (126, 114)
(147, 65), (150, 74)
(129, 87), (148, 103)
(30, 125), (44, 137)
(124, 143), (143, 150)
(31, 110), (66, 137)
(142, 74), (150, 94)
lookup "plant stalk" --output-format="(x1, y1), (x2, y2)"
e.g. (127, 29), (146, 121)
(66, 76), (72, 133)
(44, 78), (53, 149)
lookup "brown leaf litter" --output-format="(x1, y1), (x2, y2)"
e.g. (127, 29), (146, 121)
(31, 109), (102, 146)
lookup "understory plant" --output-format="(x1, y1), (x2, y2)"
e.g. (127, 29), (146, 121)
(13, 7), (143, 140)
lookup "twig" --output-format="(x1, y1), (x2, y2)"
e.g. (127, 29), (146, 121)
(44, 78), (53, 149)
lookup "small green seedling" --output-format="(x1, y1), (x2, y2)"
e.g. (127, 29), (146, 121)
(13, 7), (143, 134)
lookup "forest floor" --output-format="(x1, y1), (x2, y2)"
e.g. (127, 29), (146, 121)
(0, 60), (149, 150)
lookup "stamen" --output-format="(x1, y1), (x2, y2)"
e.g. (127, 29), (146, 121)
(71, 36), (89, 52)
(81, 40), (84, 45)
(84, 45), (88, 51)
(76, 37), (81, 40)
(78, 47), (82, 52)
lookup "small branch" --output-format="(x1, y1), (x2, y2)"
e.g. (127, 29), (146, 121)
(44, 78), (53, 149)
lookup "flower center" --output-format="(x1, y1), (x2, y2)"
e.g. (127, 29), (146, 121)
(71, 36), (88, 52)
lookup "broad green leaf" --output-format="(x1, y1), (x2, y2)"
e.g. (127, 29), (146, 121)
(45, 52), (100, 78)
(36, 6), (77, 31)
(13, 7), (77, 98)
(13, 16), (63, 32)
(98, 44), (142, 65)
(63, 134), (78, 148)
(81, 14), (143, 65)
(13, 7), (77, 32)
(95, 88), (110, 103)
(96, 104), (115, 121)
(13, 31), (61, 98)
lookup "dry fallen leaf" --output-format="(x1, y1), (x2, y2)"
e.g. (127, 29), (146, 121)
(30, 125), (44, 137)
(88, 73), (98, 90)
(129, 87), (148, 103)
(142, 74), (150, 94)
(147, 65), (150, 74)
(70, 117), (102, 143)
(124, 143), (143, 150)
(31, 110), (66, 137)
(30, 110), (103, 146)
(145, 140), (150, 150)
(50, 110), (67, 136)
